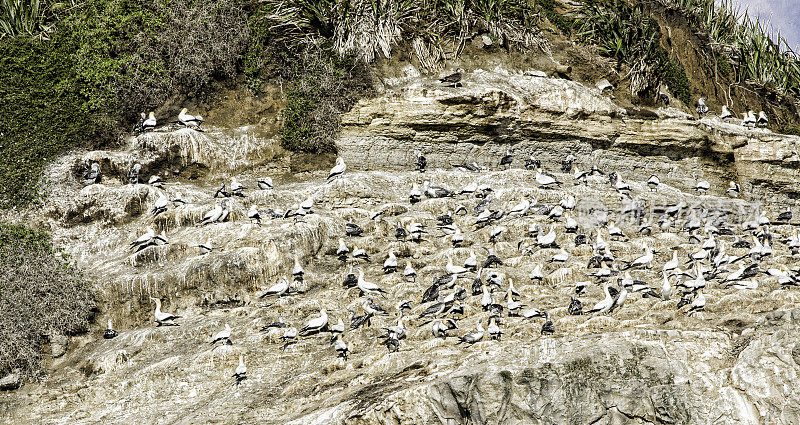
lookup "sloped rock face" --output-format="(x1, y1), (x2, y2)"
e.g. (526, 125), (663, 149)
(5, 67), (800, 424)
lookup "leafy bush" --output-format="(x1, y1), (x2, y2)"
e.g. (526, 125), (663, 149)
(279, 43), (375, 153)
(0, 223), (95, 379)
(573, 0), (692, 103)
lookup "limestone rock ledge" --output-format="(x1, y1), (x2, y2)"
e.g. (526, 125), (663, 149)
(340, 68), (800, 200)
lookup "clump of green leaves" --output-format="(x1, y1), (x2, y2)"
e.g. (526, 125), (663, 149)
(573, 0), (692, 103)
(0, 223), (95, 379)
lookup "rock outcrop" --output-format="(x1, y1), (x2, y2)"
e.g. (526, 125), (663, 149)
(4, 67), (800, 425)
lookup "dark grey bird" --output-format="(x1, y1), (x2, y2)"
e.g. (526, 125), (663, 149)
(540, 312), (555, 335)
(568, 296), (582, 315)
(500, 148), (513, 168)
(345, 222), (363, 237)
(103, 319), (118, 339)
(439, 68), (464, 87)
(561, 154), (575, 173)
(415, 150), (427, 172)
(524, 154), (541, 170)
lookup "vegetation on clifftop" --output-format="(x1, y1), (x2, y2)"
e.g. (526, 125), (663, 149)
(0, 223), (95, 379)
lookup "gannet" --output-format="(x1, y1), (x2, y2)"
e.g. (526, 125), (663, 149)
(229, 178), (244, 197)
(233, 355), (247, 384)
(720, 105), (733, 120)
(695, 179), (710, 194)
(148, 175), (164, 188)
(82, 161), (101, 185)
(535, 168), (560, 188)
(178, 108), (203, 128)
(446, 254), (468, 275)
(564, 213), (578, 233)
(487, 317), (502, 340)
(439, 68), (464, 87)
(568, 296), (583, 315)
(149, 297), (181, 326)
(247, 205), (262, 225)
(509, 198), (531, 216)
(757, 111), (768, 127)
(696, 97), (708, 117)
(460, 180), (478, 195)
(663, 250), (679, 272)
(357, 269), (388, 297)
(688, 291), (705, 313)
(517, 305), (543, 320)
(450, 227), (464, 247)
(336, 238), (349, 260)
(402, 260), (416, 282)
(743, 110), (756, 128)
(587, 281), (613, 314)
(352, 245), (369, 261)
(142, 112), (156, 131)
(383, 251), (398, 274)
(464, 250), (478, 271)
(152, 192), (169, 216)
(561, 154), (575, 173)
(647, 174), (660, 191)
(457, 322), (485, 345)
(500, 148), (513, 168)
(210, 324), (232, 345)
(327, 157), (347, 181)
(300, 309), (328, 335)
(661, 271), (673, 300)
(257, 177), (274, 190)
(292, 256), (304, 279)
(133, 112), (146, 133)
(489, 225), (506, 243)
(127, 163), (141, 184)
(540, 312), (555, 335)
(345, 221), (363, 237)
(103, 319), (118, 339)
(560, 195), (576, 210)
(414, 149), (427, 172)
(198, 237), (213, 254)
(537, 225), (556, 247)
(777, 206), (792, 222)
(260, 276), (290, 298)
(550, 248), (569, 263)
(131, 228), (156, 250)
(627, 245), (653, 268)
(281, 326), (298, 350)
(200, 201), (223, 225)
(409, 183), (422, 203)
(524, 154), (541, 170)
(529, 264), (544, 282)
(432, 319), (457, 338)
(423, 180), (453, 198)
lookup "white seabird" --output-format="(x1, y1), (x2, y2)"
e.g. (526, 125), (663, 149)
(587, 281), (613, 315)
(103, 319), (118, 339)
(198, 237), (213, 254)
(211, 324), (232, 345)
(647, 174), (660, 191)
(357, 269), (388, 297)
(152, 192), (169, 216)
(257, 177), (274, 190)
(247, 205), (262, 225)
(149, 297), (181, 326)
(535, 168), (560, 188)
(300, 309), (329, 335)
(200, 201), (223, 225)
(743, 111), (756, 128)
(403, 261), (417, 282)
(143, 112), (156, 131)
(260, 276), (290, 298)
(292, 255), (304, 278)
(757, 111), (768, 127)
(333, 334), (349, 360)
(458, 322), (485, 345)
(720, 105), (733, 120)
(178, 108), (203, 128)
(233, 355), (247, 384)
(327, 157), (347, 181)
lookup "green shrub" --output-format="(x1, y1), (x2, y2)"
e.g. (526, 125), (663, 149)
(278, 43), (374, 153)
(0, 223), (95, 379)
(538, 0), (573, 34)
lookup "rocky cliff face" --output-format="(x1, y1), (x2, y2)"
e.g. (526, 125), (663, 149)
(3, 66), (800, 425)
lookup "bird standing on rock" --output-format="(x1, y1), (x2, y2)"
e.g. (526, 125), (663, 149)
(439, 69), (464, 87)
